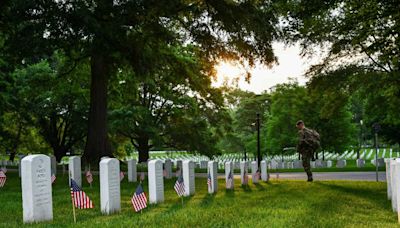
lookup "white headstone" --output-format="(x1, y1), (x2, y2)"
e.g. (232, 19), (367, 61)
(391, 159), (398, 212)
(100, 158), (121, 215)
(50, 155), (57, 175)
(240, 161), (248, 185)
(293, 160), (303, 169)
(356, 158), (365, 168)
(164, 159), (172, 179)
(148, 160), (164, 204)
(327, 160), (333, 168)
(270, 160), (278, 169)
(127, 159), (137, 182)
(225, 161), (234, 189)
(310, 161), (316, 168)
(200, 160), (208, 169)
(315, 159), (324, 168)
(183, 160), (195, 196)
(69, 156), (81, 187)
(395, 159), (400, 212)
(251, 161), (258, 184)
(336, 160), (346, 168)
(385, 159), (392, 200)
(208, 161), (218, 194)
(261, 160), (268, 182)
(21, 155), (53, 223)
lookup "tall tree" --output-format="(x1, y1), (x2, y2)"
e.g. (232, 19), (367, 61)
(2, 0), (279, 165)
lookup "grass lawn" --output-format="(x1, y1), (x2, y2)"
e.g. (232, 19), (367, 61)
(0, 172), (396, 227)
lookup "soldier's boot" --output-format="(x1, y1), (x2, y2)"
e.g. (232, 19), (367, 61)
(307, 172), (313, 182)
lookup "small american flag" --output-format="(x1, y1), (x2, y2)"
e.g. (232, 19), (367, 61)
(131, 183), (147, 212)
(243, 169), (248, 185)
(226, 171), (233, 189)
(0, 171), (6, 188)
(140, 172), (145, 181)
(70, 179), (94, 209)
(120, 171), (125, 182)
(1, 167), (7, 173)
(163, 169), (167, 177)
(174, 175), (185, 197)
(207, 172), (212, 190)
(86, 171), (93, 184)
(51, 174), (56, 184)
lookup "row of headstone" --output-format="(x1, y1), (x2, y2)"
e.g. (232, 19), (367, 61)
(20, 155), (196, 223)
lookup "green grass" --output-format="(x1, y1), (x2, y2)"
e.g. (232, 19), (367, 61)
(0, 172), (396, 227)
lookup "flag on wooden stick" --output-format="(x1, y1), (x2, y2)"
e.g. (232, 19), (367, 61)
(120, 171), (125, 182)
(86, 171), (93, 184)
(174, 175), (185, 197)
(0, 171), (6, 188)
(51, 174), (56, 184)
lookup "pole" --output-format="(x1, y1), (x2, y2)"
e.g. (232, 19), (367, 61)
(69, 171), (77, 223)
(375, 132), (379, 182)
(256, 113), (261, 168)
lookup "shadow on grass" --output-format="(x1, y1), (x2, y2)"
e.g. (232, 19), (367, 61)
(241, 184), (252, 192)
(315, 182), (389, 210)
(253, 183), (265, 190)
(224, 189), (235, 198)
(200, 192), (216, 207)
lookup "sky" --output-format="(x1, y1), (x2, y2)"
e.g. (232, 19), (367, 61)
(214, 42), (322, 94)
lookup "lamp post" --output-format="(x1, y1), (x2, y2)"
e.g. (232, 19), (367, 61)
(373, 122), (380, 182)
(256, 113), (261, 168)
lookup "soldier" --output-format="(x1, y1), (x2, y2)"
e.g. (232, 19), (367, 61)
(296, 120), (319, 182)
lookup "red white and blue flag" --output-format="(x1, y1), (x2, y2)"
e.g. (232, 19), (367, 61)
(226, 171), (233, 189)
(131, 184), (147, 212)
(51, 174), (56, 184)
(120, 171), (125, 182)
(207, 172), (212, 190)
(86, 171), (93, 184)
(70, 179), (94, 209)
(174, 175), (185, 197)
(1, 167), (7, 173)
(0, 170), (6, 188)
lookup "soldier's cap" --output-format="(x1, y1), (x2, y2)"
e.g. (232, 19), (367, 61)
(296, 120), (304, 126)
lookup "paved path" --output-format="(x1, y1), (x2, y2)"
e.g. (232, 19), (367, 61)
(196, 172), (387, 182)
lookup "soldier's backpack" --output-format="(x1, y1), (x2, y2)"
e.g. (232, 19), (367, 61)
(304, 128), (321, 151)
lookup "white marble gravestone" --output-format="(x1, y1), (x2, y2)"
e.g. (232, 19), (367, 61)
(164, 159), (172, 179)
(385, 159), (392, 200)
(183, 160), (195, 196)
(336, 160), (346, 168)
(327, 160), (333, 168)
(21, 155), (53, 223)
(315, 159), (324, 168)
(261, 160), (268, 181)
(251, 161), (258, 184)
(208, 161), (218, 194)
(356, 159), (365, 168)
(69, 156), (81, 187)
(50, 155), (57, 175)
(148, 160), (164, 204)
(225, 161), (234, 189)
(240, 161), (248, 185)
(395, 160), (400, 213)
(200, 160), (208, 169)
(293, 160), (303, 169)
(390, 159), (398, 211)
(310, 161), (316, 169)
(127, 159), (137, 182)
(100, 158), (121, 215)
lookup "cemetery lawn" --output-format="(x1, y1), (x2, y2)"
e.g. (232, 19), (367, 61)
(1, 172), (395, 228)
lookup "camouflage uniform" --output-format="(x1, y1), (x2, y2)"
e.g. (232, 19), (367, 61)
(297, 127), (315, 181)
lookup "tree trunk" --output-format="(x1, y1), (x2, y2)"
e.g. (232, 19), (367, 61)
(9, 123), (23, 162)
(54, 146), (69, 163)
(83, 52), (112, 166)
(322, 150), (325, 160)
(137, 135), (150, 163)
